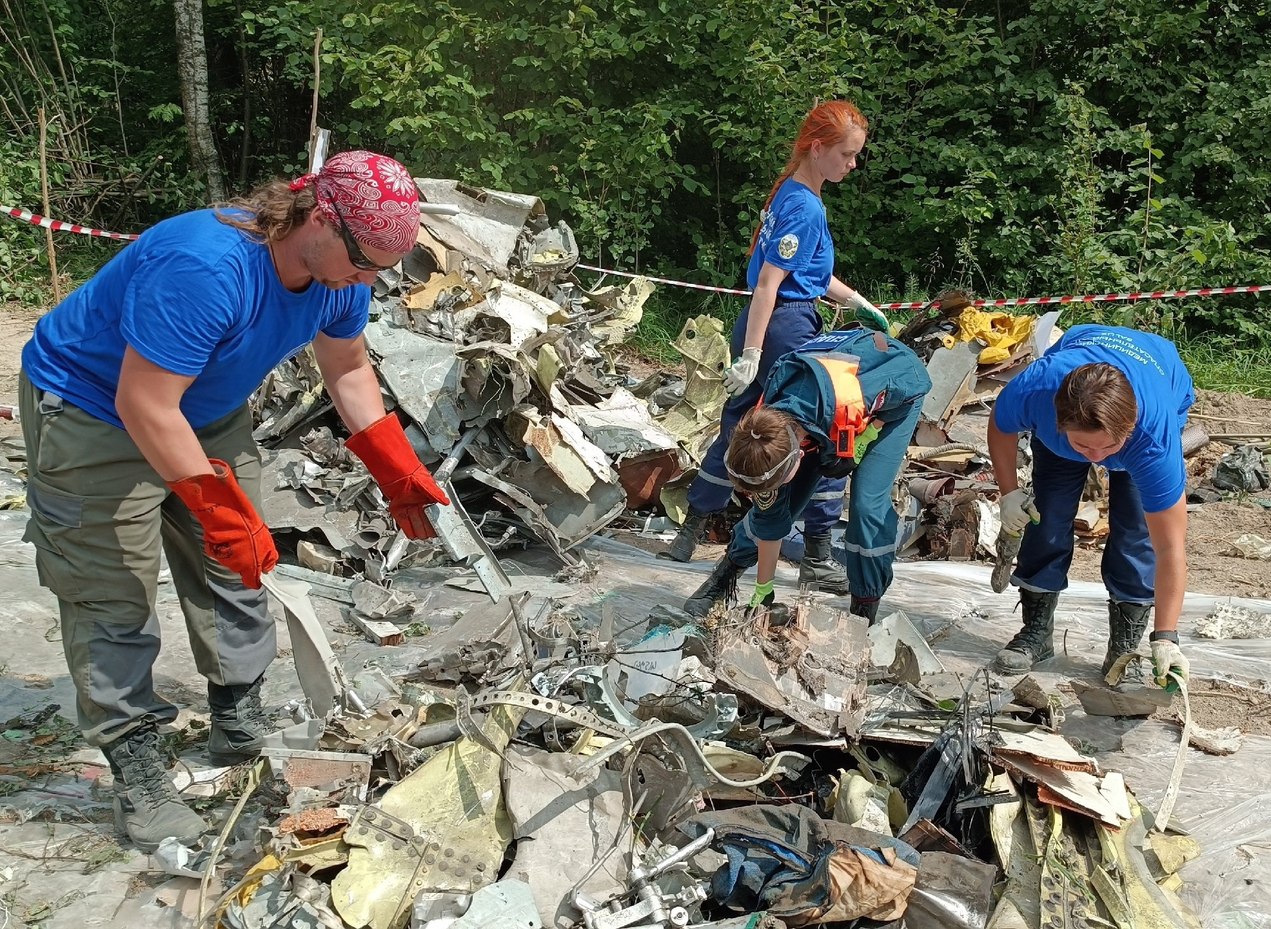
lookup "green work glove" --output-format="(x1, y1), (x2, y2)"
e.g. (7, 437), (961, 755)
(749, 580), (776, 607)
(854, 422), (881, 463)
(847, 292), (889, 333)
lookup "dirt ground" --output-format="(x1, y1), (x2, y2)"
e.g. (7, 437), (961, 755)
(1067, 389), (1271, 600)
(4, 307), (1271, 597)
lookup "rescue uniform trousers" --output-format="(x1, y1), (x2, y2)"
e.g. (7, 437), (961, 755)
(727, 332), (929, 600)
(19, 372), (275, 747)
(1012, 437), (1154, 603)
(687, 298), (845, 532)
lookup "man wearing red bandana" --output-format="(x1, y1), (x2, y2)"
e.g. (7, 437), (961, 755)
(19, 151), (447, 851)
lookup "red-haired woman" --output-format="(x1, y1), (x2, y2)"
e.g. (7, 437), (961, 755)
(666, 100), (884, 594)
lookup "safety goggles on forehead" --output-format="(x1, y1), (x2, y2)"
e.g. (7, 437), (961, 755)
(725, 424), (801, 494)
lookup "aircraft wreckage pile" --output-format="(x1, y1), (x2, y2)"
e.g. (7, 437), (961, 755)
(177, 178), (1217, 929)
(0, 179), (1234, 928)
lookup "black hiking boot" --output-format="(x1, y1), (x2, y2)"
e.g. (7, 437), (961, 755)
(992, 589), (1060, 674)
(683, 553), (745, 618)
(1101, 600), (1152, 683)
(207, 675), (272, 766)
(106, 725), (207, 853)
(662, 507), (710, 563)
(798, 532), (851, 595)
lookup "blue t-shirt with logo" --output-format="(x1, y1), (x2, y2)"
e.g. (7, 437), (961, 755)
(22, 209), (369, 430)
(992, 325), (1194, 512)
(746, 178), (834, 301)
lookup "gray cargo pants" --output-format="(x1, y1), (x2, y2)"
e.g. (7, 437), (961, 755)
(18, 372), (276, 747)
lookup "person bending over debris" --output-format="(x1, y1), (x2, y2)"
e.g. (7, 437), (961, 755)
(17, 151), (450, 852)
(666, 99), (887, 595)
(682, 329), (931, 623)
(988, 324), (1193, 689)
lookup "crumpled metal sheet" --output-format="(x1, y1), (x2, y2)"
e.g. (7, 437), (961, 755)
(473, 464), (626, 555)
(477, 279), (556, 348)
(415, 179), (546, 275)
(986, 771), (1041, 929)
(363, 318), (464, 460)
(713, 598), (869, 738)
(569, 387), (681, 458)
(331, 693), (526, 929)
(436, 880), (543, 929)
(261, 573), (356, 717)
(585, 276), (653, 345)
(658, 314), (728, 461)
(260, 449), (360, 553)
(251, 346), (330, 443)
(502, 746), (630, 928)
(223, 869), (343, 929)
(410, 596), (530, 686)
(509, 408), (615, 496)
(456, 341), (536, 425)
(902, 851), (997, 929)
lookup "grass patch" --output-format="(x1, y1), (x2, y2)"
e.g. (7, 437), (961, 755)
(1176, 335), (1271, 399)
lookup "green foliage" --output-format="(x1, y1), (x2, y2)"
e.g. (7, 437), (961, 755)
(1, 0), (1268, 359)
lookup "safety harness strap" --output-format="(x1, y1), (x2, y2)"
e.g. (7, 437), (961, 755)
(807, 354), (885, 461)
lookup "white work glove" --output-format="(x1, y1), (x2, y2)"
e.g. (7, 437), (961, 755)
(723, 346), (762, 397)
(847, 291), (889, 333)
(999, 488), (1040, 535)
(1150, 636), (1189, 694)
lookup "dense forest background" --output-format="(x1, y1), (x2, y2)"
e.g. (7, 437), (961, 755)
(1, 0), (1269, 349)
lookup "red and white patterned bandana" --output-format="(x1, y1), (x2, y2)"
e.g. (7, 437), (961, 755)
(299, 151), (419, 254)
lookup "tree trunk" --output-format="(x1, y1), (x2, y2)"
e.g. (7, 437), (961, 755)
(172, 0), (225, 200)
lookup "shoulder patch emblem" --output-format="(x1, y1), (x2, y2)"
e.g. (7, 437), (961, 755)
(777, 233), (799, 260)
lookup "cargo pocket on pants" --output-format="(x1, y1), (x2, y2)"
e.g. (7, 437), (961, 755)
(24, 480), (87, 601)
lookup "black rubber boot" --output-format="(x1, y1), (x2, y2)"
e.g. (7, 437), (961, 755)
(662, 507), (709, 563)
(798, 532), (851, 595)
(105, 724), (207, 853)
(1101, 600), (1152, 681)
(992, 590), (1060, 674)
(849, 596), (880, 625)
(683, 554), (745, 618)
(208, 675), (271, 766)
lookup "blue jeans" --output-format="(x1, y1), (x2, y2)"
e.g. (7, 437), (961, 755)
(1013, 438), (1154, 603)
(686, 298), (845, 534)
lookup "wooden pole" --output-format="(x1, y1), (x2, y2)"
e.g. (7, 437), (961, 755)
(38, 107), (62, 304)
(307, 29), (323, 172)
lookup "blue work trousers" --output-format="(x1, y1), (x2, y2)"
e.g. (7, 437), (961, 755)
(1013, 438), (1154, 603)
(686, 299), (845, 534)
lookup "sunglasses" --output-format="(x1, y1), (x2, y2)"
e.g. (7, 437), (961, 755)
(331, 203), (397, 271)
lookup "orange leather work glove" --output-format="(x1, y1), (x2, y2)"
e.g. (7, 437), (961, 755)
(167, 459), (278, 589)
(345, 413), (450, 540)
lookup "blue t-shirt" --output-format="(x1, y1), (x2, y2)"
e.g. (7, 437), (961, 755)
(22, 209), (370, 430)
(746, 178), (834, 301)
(992, 325), (1195, 512)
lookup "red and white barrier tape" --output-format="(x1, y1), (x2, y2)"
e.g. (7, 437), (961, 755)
(8, 209), (1269, 311)
(3, 205), (139, 241)
(879, 284), (1271, 310)
(577, 263), (753, 296)
(577, 262), (1271, 310)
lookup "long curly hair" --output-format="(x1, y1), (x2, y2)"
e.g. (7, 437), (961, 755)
(214, 180), (317, 244)
(748, 99), (869, 255)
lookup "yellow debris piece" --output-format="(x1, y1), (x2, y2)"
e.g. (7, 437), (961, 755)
(954, 308), (1034, 364)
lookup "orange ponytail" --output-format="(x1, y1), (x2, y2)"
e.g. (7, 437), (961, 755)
(748, 100), (869, 255)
